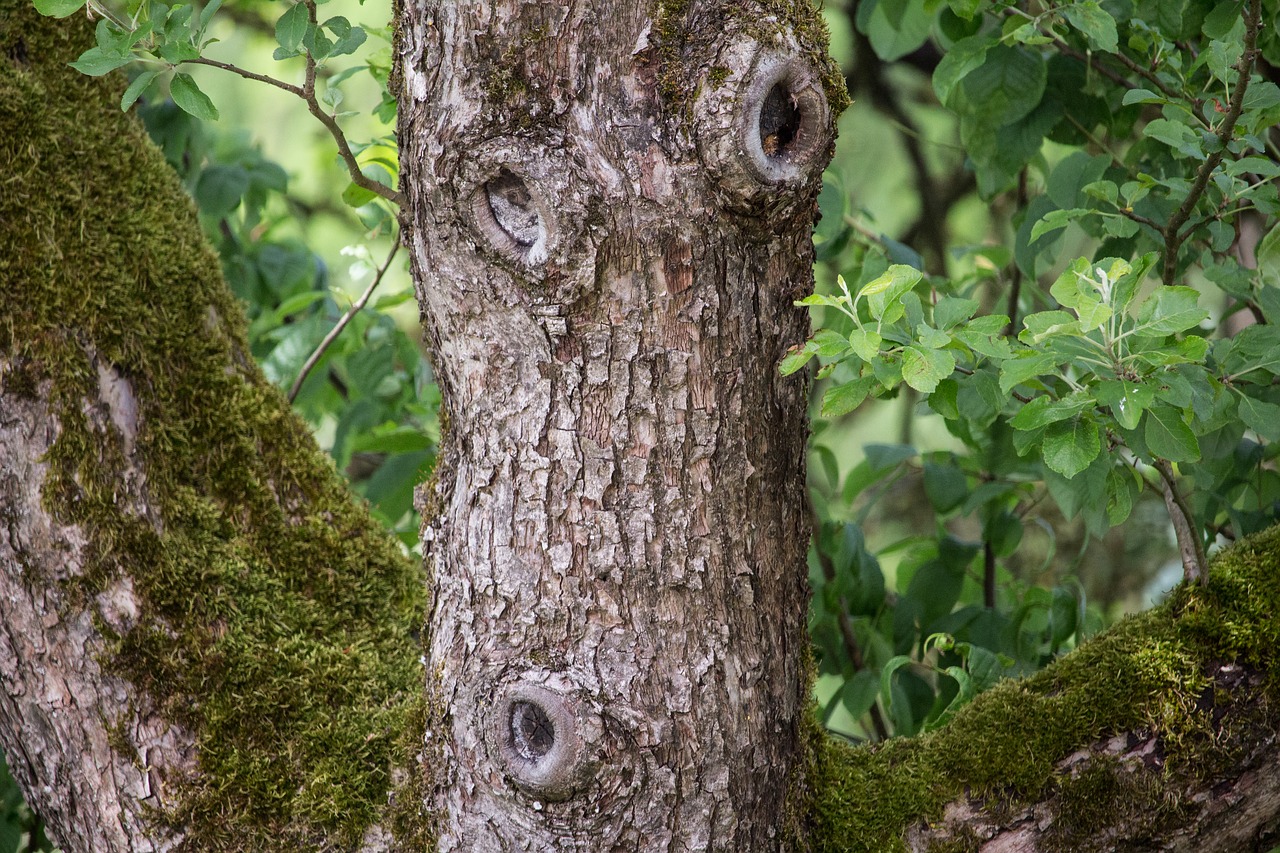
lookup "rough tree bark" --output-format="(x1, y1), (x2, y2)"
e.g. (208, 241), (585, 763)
(7, 1), (1280, 852)
(394, 1), (842, 847)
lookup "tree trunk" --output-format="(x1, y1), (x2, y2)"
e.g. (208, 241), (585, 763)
(395, 1), (842, 847)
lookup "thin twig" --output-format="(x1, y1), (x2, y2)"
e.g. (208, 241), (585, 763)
(288, 234), (402, 403)
(189, 4), (404, 207)
(186, 56), (303, 96)
(300, 0), (404, 206)
(1161, 0), (1262, 287)
(1153, 458), (1207, 583)
(808, 509), (891, 742)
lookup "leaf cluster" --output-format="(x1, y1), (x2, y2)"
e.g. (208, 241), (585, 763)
(800, 0), (1280, 742)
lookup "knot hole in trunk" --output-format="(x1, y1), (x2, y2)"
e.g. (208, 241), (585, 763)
(489, 682), (599, 802)
(510, 700), (555, 760)
(695, 44), (834, 209)
(759, 82), (801, 161)
(473, 168), (550, 265)
(738, 56), (828, 183)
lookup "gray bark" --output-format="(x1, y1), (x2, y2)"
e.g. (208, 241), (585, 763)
(395, 1), (838, 848)
(0, 366), (192, 852)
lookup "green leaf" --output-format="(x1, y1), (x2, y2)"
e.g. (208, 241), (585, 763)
(1221, 325), (1280, 377)
(861, 0), (934, 61)
(342, 180), (379, 208)
(1047, 152), (1109, 210)
(275, 1), (309, 54)
(121, 69), (161, 110)
(1121, 88), (1167, 105)
(1257, 220), (1280, 289)
(1030, 208), (1089, 242)
(1133, 287), (1207, 336)
(779, 345), (817, 376)
(999, 352), (1056, 395)
(170, 72), (219, 120)
(1019, 310), (1078, 343)
(1143, 118), (1204, 160)
(1236, 394), (1280, 441)
(34, 0), (85, 16)
(199, 0), (226, 30)
(879, 655), (913, 716)
(1107, 466), (1138, 526)
(933, 34), (995, 106)
(69, 46), (133, 76)
(822, 376), (876, 417)
(848, 328), (882, 362)
(947, 0), (982, 20)
(195, 164), (250, 219)
(862, 265), (923, 322)
(1043, 416), (1101, 479)
(323, 16), (367, 58)
(1143, 405), (1200, 462)
(841, 671), (881, 722)
(813, 328), (851, 357)
(902, 346), (956, 394)
(1095, 380), (1155, 431)
(924, 461), (968, 513)
(955, 44), (1047, 126)
(1010, 393), (1093, 431)
(1062, 1), (1118, 53)
(934, 297), (979, 330)
(1202, 0), (1244, 39)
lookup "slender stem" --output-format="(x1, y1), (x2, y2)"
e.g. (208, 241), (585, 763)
(299, 0), (405, 207)
(185, 56), (302, 96)
(982, 541), (997, 610)
(1161, 0), (1262, 287)
(288, 234), (402, 403)
(1153, 458), (1207, 584)
(187, 2), (404, 207)
(808, 509), (891, 742)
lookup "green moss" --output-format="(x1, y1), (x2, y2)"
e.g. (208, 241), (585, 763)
(809, 526), (1280, 851)
(0, 3), (431, 848)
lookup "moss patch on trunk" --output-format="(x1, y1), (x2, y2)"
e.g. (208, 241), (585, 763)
(808, 524), (1280, 851)
(0, 3), (430, 848)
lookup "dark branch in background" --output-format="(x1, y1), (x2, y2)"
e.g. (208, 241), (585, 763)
(1004, 169), (1029, 336)
(982, 542), (997, 609)
(1161, 0), (1262, 287)
(846, 24), (948, 275)
(1049, 37), (1136, 92)
(809, 509), (891, 742)
(289, 232), (402, 402)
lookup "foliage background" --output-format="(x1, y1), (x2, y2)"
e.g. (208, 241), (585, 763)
(7, 0), (1280, 846)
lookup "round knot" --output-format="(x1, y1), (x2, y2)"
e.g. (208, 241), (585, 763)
(489, 681), (600, 801)
(695, 38), (834, 211)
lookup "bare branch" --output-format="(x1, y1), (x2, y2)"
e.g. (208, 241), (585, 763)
(288, 233), (402, 403)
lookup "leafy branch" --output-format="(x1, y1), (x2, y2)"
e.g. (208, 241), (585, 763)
(1160, 0), (1263, 287)
(37, 0), (404, 207)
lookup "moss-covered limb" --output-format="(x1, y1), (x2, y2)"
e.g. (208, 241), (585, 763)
(809, 525), (1280, 852)
(0, 2), (430, 850)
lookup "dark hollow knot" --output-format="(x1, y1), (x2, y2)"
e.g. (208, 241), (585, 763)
(485, 169), (542, 249)
(758, 82), (801, 159)
(510, 700), (556, 761)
